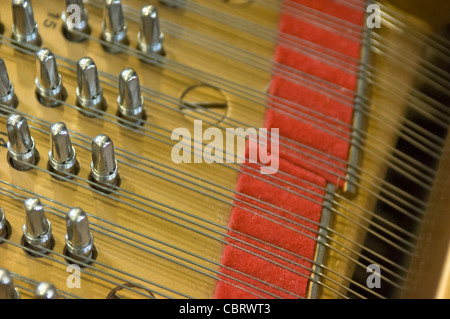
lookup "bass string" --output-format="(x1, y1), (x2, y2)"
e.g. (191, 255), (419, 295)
(54, 10), (449, 164)
(286, 0), (450, 59)
(145, 0), (450, 83)
(0, 104), (408, 294)
(54, 3), (448, 149)
(251, 0), (450, 58)
(0, 188), (302, 300)
(0, 128), (410, 300)
(0, 175), (385, 299)
(150, 0), (364, 44)
(36, 44), (438, 204)
(3, 154), (402, 297)
(118, 1), (449, 151)
(0, 3), (440, 298)
(0, 108), (414, 292)
(89, 70), (438, 212)
(39, 97), (422, 266)
(117, 0), (449, 121)
(0, 183), (351, 299)
(42, 36), (444, 189)
(0, 102), (422, 259)
(0, 3), (438, 302)
(0, 53), (430, 255)
(0, 93), (426, 264)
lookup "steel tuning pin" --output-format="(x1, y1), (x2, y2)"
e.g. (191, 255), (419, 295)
(0, 58), (18, 111)
(64, 207), (96, 265)
(0, 269), (20, 299)
(0, 208), (12, 243)
(117, 68), (145, 126)
(6, 114), (39, 171)
(89, 134), (120, 192)
(48, 122), (79, 179)
(11, 0), (42, 48)
(101, 0), (129, 53)
(35, 48), (66, 107)
(76, 57), (106, 116)
(22, 197), (54, 256)
(137, 5), (165, 60)
(62, 0), (90, 42)
(35, 282), (58, 299)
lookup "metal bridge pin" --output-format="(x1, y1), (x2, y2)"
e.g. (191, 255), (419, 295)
(0, 208), (12, 243)
(0, 58), (18, 111)
(48, 122), (79, 180)
(11, 0), (42, 48)
(101, 0), (129, 54)
(6, 114), (39, 171)
(0, 269), (20, 299)
(117, 68), (145, 126)
(76, 57), (106, 116)
(22, 198), (54, 256)
(62, 0), (91, 42)
(35, 48), (66, 107)
(64, 207), (96, 265)
(89, 134), (120, 192)
(35, 282), (58, 299)
(137, 5), (165, 60)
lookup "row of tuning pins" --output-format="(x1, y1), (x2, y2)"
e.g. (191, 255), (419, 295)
(7, 0), (175, 57)
(0, 199), (97, 299)
(1, 47), (146, 123)
(1, 43), (143, 186)
(4, 112), (121, 191)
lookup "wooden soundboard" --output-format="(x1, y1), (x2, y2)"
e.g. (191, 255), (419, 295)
(0, 0), (449, 299)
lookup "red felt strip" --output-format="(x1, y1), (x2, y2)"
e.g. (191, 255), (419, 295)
(214, 0), (364, 299)
(214, 159), (326, 299)
(279, 13), (361, 59)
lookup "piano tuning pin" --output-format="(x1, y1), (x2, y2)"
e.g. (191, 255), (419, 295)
(48, 122), (79, 180)
(101, 0), (129, 54)
(6, 114), (39, 171)
(35, 48), (66, 107)
(62, 0), (91, 42)
(0, 208), (12, 243)
(35, 282), (58, 299)
(0, 58), (18, 111)
(0, 269), (20, 299)
(11, 0), (42, 48)
(89, 134), (121, 193)
(137, 5), (165, 60)
(117, 68), (145, 126)
(21, 198), (54, 256)
(76, 57), (107, 116)
(64, 207), (96, 266)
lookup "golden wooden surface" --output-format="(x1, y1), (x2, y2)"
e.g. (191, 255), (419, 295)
(0, 0), (448, 299)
